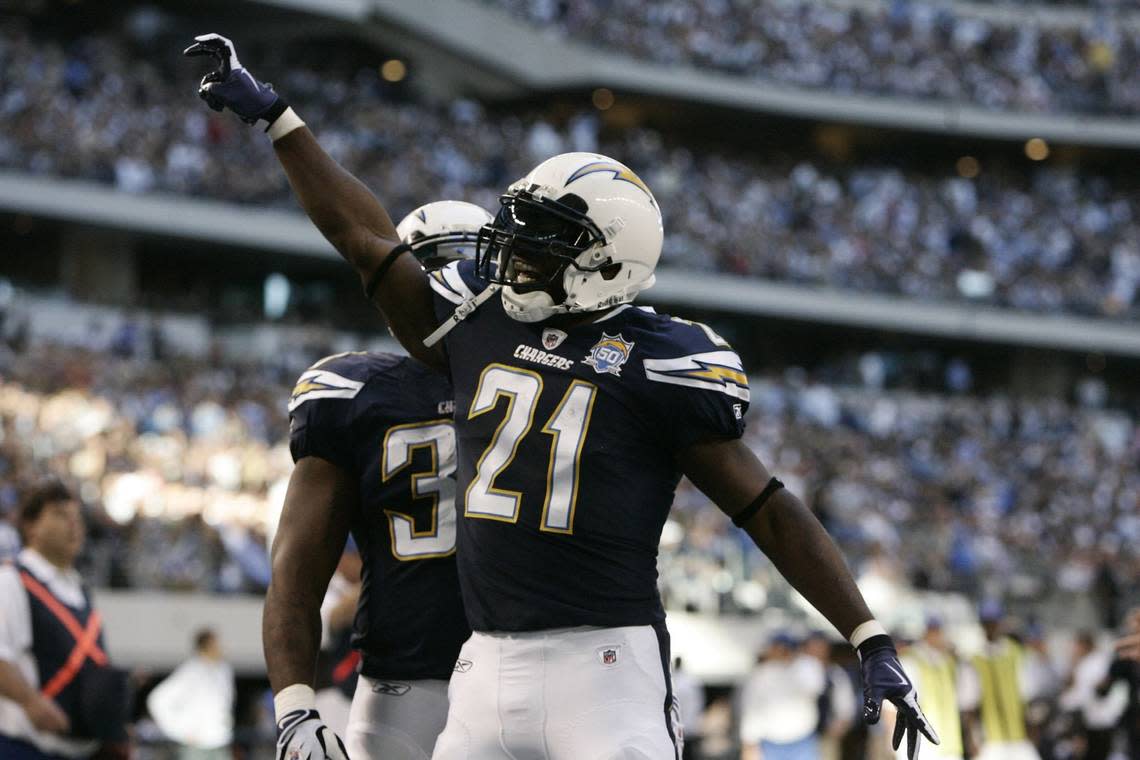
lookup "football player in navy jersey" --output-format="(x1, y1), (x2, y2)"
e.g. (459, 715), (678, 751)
(188, 34), (938, 760)
(262, 200), (492, 760)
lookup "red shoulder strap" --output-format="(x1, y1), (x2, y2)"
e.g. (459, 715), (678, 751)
(19, 570), (108, 697)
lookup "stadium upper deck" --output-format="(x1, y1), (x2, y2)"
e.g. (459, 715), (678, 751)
(479, 0), (1140, 115)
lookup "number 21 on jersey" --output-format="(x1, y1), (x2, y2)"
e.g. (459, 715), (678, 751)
(465, 364), (597, 534)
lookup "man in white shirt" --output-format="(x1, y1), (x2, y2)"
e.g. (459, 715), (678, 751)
(1058, 631), (1128, 760)
(147, 628), (235, 760)
(738, 632), (826, 760)
(0, 481), (117, 759)
(803, 631), (857, 760)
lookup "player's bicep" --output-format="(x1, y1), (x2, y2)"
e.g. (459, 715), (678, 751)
(365, 247), (447, 371)
(678, 437), (772, 518)
(270, 457), (358, 603)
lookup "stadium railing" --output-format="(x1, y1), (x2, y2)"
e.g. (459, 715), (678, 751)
(3, 170), (1138, 356)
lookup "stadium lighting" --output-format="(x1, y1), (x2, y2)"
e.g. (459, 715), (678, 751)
(956, 156), (980, 178)
(592, 87), (615, 110)
(381, 59), (407, 83)
(1024, 137), (1050, 161)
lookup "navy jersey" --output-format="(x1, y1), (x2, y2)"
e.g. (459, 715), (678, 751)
(288, 352), (470, 680)
(429, 261), (749, 632)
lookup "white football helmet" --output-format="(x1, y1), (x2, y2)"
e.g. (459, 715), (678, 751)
(397, 200), (494, 270)
(475, 152), (664, 322)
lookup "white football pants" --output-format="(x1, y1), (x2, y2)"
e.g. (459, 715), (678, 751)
(344, 676), (450, 759)
(431, 625), (681, 760)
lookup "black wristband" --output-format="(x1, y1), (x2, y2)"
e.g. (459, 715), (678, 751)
(856, 634), (896, 661)
(731, 477), (784, 527)
(363, 243), (413, 301)
(260, 97), (289, 130)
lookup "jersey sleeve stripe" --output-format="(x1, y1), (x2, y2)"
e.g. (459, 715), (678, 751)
(643, 351), (751, 401)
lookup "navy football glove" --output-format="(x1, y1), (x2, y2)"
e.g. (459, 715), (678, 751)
(275, 708), (350, 760)
(859, 634), (939, 760)
(183, 34), (287, 125)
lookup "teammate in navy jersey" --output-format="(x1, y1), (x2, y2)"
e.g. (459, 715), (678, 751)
(261, 200), (491, 760)
(188, 34), (938, 760)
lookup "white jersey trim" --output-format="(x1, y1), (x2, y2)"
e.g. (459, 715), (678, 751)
(442, 263), (477, 300)
(643, 350), (750, 402)
(429, 270), (466, 305)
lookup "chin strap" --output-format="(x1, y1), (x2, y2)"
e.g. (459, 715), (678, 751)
(423, 284), (502, 348)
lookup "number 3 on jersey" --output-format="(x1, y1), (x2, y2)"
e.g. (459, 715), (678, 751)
(382, 420), (457, 560)
(465, 364), (597, 534)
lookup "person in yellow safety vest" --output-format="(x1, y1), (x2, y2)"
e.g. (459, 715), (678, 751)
(885, 618), (971, 760)
(963, 602), (1041, 760)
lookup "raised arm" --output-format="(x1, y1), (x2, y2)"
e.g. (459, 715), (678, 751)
(270, 128), (443, 368)
(184, 34), (444, 370)
(678, 437), (938, 760)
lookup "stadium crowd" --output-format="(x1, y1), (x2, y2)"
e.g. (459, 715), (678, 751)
(661, 363), (1139, 623)
(485, 0), (1140, 115)
(0, 312), (1135, 621)
(1, 20), (1139, 319)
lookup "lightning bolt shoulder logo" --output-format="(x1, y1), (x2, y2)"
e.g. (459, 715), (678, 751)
(565, 161), (655, 202)
(288, 369), (365, 412)
(643, 350), (750, 401)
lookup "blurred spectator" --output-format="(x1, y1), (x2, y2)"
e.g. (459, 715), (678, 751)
(698, 695), (736, 760)
(146, 628), (235, 760)
(802, 633), (856, 760)
(1104, 625), (1140, 759)
(671, 656), (704, 760)
(963, 602), (1040, 760)
(485, 0), (1140, 115)
(1020, 623), (1062, 755)
(887, 619), (971, 760)
(1057, 631), (1128, 760)
(0, 481), (129, 760)
(738, 633), (826, 760)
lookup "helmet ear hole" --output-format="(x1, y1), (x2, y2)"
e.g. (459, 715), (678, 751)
(556, 193), (589, 214)
(600, 263), (622, 281)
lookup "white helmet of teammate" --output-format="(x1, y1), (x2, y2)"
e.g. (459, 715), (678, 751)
(397, 200), (494, 270)
(475, 152), (664, 322)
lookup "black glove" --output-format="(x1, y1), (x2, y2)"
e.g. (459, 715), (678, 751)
(859, 634), (939, 760)
(183, 33), (287, 125)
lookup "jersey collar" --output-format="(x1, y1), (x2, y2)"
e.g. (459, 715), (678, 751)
(593, 304), (655, 323)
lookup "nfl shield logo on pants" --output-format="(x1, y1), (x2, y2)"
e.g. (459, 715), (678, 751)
(599, 646), (620, 666)
(542, 328), (568, 350)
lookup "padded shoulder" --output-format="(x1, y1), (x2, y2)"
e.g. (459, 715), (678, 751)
(427, 259), (490, 305)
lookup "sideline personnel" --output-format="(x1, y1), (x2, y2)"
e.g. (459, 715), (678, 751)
(0, 481), (128, 759)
